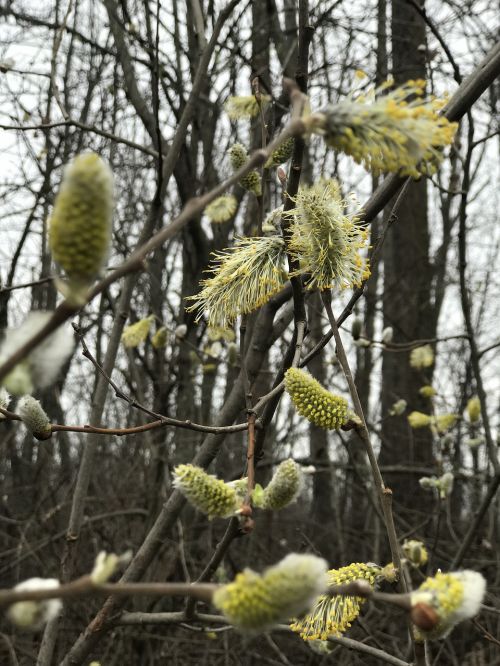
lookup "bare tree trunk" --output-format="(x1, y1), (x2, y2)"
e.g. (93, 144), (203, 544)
(379, 0), (434, 526)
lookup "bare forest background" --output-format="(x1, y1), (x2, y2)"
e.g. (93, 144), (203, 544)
(0, 0), (499, 664)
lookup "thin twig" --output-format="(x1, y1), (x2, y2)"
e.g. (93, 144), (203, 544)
(320, 293), (406, 590)
(49, 0), (74, 120)
(328, 635), (411, 666)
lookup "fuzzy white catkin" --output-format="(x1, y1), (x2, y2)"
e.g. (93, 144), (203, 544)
(0, 312), (74, 395)
(175, 324), (188, 339)
(90, 551), (119, 584)
(0, 387), (9, 418)
(382, 327), (393, 343)
(17, 396), (51, 437)
(7, 578), (62, 630)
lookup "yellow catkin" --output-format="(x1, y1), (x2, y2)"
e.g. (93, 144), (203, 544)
(410, 344), (434, 369)
(225, 95), (270, 120)
(408, 411), (432, 428)
(403, 540), (428, 568)
(433, 413), (459, 434)
(121, 315), (155, 348)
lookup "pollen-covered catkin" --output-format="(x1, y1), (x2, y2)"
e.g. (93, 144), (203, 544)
(290, 562), (382, 640)
(285, 367), (348, 430)
(403, 540), (428, 568)
(308, 80), (457, 177)
(49, 153), (113, 301)
(411, 570), (486, 640)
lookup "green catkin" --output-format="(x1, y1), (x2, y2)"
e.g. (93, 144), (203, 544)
(229, 143), (248, 170)
(228, 143), (261, 195)
(173, 464), (241, 519)
(466, 396), (481, 423)
(256, 459), (302, 510)
(48, 153), (113, 302)
(239, 170), (262, 195)
(265, 137), (295, 167)
(151, 326), (168, 349)
(285, 367), (348, 430)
